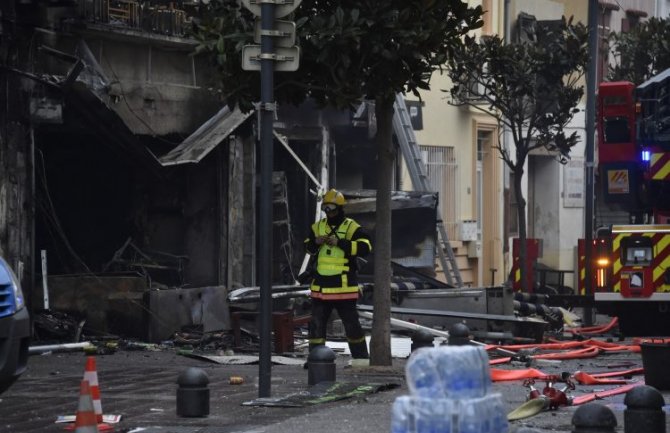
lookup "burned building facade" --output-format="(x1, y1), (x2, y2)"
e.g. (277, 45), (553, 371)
(1, 1), (429, 341)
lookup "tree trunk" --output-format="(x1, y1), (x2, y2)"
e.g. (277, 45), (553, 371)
(513, 166), (529, 292)
(369, 96), (393, 366)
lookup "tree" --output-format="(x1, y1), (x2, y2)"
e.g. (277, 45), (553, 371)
(608, 17), (670, 84)
(193, 0), (483, 365)
(445, 17), (588, 292)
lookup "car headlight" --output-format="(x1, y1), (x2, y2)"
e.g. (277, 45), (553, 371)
(0, 257), (25, 313)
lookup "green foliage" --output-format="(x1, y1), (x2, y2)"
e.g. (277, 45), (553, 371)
(446, 17), (588, 169)
(189, 0), (258, 110)
(192, 0), (483, 111)
(608, 17), (670, 84)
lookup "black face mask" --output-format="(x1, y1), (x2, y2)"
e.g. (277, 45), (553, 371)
(326, 207), (345, 226)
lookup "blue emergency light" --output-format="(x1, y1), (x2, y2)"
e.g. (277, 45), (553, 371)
(641, 150), (651, 162)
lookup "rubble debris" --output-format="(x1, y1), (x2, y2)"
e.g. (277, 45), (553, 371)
(229, 376), (245, 385)
(178, 352), (305, 366)
(29, 342), (95, 355)
(242, 381), (401, 407)
(33, 310), (86, 343)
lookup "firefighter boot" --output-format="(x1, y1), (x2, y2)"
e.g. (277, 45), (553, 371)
(348, 337), (369, 359)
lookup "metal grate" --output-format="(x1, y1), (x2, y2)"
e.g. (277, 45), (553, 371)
(420, 145), (459, 240)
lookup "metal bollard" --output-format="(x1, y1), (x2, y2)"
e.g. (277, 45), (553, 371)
(624, 385), (666, 433)
(448, 322), (471, 346)
(572, 402), (617, 433)
(307, 345), (336, 385)
(410, 328), (434, 352)
(176, 367), (210, 417)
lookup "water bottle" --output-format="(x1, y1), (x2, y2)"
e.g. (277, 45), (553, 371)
(406, 348), (444, 398)
(420, 397), (454, 433)
(435, 346), (491, 399)
(488, 393), (509, 433)
(391, 396), (412, 433)
(393, 395), (457, 433)
(454, 394), (508, 433)
(429, 397), (453, 433)
(456, 397), (484, 433)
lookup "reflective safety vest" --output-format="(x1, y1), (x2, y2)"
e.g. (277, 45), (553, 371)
(310, 218), (366, 300)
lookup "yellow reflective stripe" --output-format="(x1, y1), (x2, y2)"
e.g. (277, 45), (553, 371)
(652, 153), (670, 180)
(319, 264), (350, 273)
(320, 262), (349, 269)
(357, 238), (371, 253)
(313, 292), (359, 300)
(613, 234), (623, 276)
(345, 219), (360, 238)
(321, 286), (359, 294)
(310, 338), (326, 344)
(653, 235), (670, 283)
(348, 336), (366, 344)
(351, 240), (358, 256)
(320, 257), (347, 265)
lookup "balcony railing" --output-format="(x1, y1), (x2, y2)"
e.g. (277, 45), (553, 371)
(80, 0), (189, 37)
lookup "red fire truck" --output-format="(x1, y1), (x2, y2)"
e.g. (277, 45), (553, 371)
(580, 68), (670, 335)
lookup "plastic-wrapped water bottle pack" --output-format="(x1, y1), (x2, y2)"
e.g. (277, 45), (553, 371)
(391, 345), (509, 433)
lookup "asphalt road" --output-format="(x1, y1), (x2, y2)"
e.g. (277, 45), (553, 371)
(1, 336), (668, 433)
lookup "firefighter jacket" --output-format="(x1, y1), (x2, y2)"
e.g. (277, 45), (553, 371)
(304, 216), (372, 300)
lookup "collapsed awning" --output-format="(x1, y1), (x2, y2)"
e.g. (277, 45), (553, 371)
(159, 105), (253, 166)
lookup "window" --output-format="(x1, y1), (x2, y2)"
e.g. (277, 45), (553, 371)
(621, 236), (653, 266)
(603, 117), (631, 143)
(420, 145), (459, 239)
(623, 9), (648, 32)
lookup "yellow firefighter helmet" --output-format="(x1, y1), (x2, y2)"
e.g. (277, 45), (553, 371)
(322, 188), (346, 206)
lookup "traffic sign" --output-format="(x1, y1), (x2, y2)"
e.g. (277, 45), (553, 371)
(242, 45), (300, 72)
(254, 19), (296, 48)
(240, 0), (301, 18)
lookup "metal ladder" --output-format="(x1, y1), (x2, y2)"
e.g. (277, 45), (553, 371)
(392, 93), (463, 287)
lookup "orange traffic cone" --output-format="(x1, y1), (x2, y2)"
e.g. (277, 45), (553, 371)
(66, 357), (111, 431)
(73, 380), (99, 433)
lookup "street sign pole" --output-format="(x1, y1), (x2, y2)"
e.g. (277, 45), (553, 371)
(258, 0), (276, 398)
(584, 0), (598, 326)
(241, 0), (300, 399)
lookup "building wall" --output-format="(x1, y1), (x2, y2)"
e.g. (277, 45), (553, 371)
(658, 0), (670, 16)
(510, 0), (657, 290)
(4, 7), (231, 294)
(502, 0), (588, 289)
(81, 32), (221, 136)
(401, 0), (507, 287)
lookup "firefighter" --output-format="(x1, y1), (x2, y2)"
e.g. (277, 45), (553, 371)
(303, 188), (372, 360)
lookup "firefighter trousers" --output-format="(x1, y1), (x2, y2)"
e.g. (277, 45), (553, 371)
(308, 298), (369, 359)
